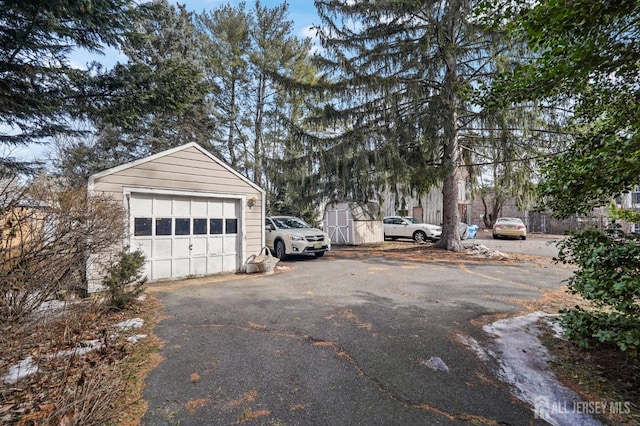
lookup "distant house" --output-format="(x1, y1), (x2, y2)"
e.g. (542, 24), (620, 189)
(614, 186), (640, 233)
(382, 175), (473, 225)
(323, 200), (383, 245)
(1, 204), (46, 267)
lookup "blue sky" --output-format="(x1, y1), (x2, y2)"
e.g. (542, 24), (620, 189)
(182, 0), (320, 35)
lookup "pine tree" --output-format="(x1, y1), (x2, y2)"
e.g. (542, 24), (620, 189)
(0, 0), (141, 175)
(53, 0), (216, 183)
(313, 0), (514, 250)
(197, 2), (252, 170)
(248, 1), (313, 187)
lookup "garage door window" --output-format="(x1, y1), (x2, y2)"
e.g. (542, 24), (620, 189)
(156, 218), (172, 236)
(134, 218), (152, 236)
(226, 218), (238, 234)
(210, 218), (223, 234)
(194, 218), (207, 235)
(136, 217), (216, 236)
(175, 218), (191, 235)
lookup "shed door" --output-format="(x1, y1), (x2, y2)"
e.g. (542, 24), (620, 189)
(130, 194), (240, 281)
(325, 205), (351, 244)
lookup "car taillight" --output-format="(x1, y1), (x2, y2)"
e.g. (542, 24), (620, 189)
(517, 225), (525, 229)
(496, 225), (503, 229)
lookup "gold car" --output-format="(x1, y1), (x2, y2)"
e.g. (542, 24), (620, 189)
(492, 217), (527, 240)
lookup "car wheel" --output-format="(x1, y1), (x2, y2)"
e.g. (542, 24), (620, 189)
(275, 240), (287, 261)
(314, 251), (325, 258)
(413, 230), (427, 242)
(521, 236), (527, 240)
(493, 234), (498, 239)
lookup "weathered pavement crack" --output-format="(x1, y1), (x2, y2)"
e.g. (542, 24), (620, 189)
(180, 322), (506, 424)
(306, 336), (501, 425)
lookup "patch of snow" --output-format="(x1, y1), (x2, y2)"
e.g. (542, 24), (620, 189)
(115, 318), (144, 331)
(3, 317), (146, 384)
(127, 334), (147, 344)
(423, 356), (449, 373)
(36, 299), (68, 313)
(483, 311), (602, 426)
(136, 294), (147, 301)
(545, 316), (565, 339)
(2, 356), (38, 384)
(457, 334), (491, 363)
(465, 243), (509, 260)
(52, 339), (105, 358)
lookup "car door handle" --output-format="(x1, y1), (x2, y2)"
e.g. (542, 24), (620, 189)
(189, 244), (193, 250)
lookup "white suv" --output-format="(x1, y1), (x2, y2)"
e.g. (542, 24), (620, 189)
(265, 216), (331, 260)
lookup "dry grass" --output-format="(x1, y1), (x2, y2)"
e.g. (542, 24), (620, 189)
(1, 295), (162, 426)
(539, 325), (640, 425)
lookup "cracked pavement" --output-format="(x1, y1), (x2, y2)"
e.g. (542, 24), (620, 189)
(142, 243), (570, 425)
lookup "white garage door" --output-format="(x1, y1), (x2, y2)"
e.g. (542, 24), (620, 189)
(130, 193), (241, 281)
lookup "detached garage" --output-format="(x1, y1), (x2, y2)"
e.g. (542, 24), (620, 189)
(87, 143), (264, 292)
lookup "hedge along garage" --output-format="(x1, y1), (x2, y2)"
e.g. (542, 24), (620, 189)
(87, 143), (264, 292)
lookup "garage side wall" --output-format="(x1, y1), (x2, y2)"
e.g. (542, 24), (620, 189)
(88, 146), (263, 291)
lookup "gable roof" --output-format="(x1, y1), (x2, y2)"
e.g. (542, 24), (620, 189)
(88, 142), (264, 194)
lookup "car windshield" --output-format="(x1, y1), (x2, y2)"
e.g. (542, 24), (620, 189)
(497, 218), (523, 224)
(272, 217), (311, 229)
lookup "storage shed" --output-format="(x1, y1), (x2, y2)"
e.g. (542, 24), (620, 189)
(87, 143), (264, 292)
(323, 201), (383, 245)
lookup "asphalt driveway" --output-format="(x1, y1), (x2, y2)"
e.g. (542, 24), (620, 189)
(143, 243), (571, 425)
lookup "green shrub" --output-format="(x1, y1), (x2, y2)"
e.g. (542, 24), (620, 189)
(557, 227), (640, 356)
(102, 249), (147, 310)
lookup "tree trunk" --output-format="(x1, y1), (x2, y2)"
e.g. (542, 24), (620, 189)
(253, 73), (266, 185)
(481, 194), (503, 228)
(436, 136), (462, 251)
(227, 77), (238, 167)
(435, 17), (462, 252)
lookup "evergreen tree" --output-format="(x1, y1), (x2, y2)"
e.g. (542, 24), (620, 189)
(0, 0), (143, 175)
(247, 0), (312, 187)
(197, 0), (319, 206)
(262, 46), (322, 219)
(470, 102), (570, 228)
(104, 1), (216, 154)
(313, 0), (512, 250)
(197, 2), (252, 170)
(54, 0), (216, 183)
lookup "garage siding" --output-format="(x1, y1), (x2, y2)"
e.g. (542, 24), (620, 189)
(88, 144), (264, 291)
